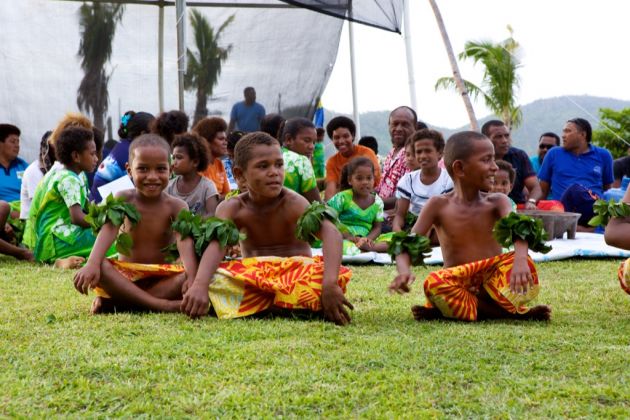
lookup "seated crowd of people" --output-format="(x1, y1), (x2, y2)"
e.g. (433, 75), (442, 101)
(1, 100), (628, 325)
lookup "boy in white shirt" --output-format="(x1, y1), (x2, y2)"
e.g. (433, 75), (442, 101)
(392, 129), (453, 232)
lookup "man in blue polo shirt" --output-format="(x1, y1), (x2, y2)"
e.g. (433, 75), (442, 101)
(228, 87), (266, 133)
(0, 124), (28, 203)
(539, 118), (613, 227)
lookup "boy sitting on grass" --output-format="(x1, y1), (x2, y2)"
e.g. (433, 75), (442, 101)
(73, 134), (198, 314)
(181, 132), (353, 325)
(389, 131), (551, 322)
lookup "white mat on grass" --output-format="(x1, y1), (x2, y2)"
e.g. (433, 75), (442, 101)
(312, 233), (630, 265)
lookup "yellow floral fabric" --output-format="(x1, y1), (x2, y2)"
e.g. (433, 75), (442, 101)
(209, 255), (352, 319)
(422, 252), (540, 321)
(94, 259), (184, 298)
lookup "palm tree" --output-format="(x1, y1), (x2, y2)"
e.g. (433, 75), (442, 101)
(428, 0), (478, 130)
(185, 9), (234, 125)
(435, 27), (522, 129)
(76, 2), (124, 131)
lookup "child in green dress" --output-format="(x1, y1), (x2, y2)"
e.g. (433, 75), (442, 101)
(24, 127), (102, 268)
(327, 157), (389, 255)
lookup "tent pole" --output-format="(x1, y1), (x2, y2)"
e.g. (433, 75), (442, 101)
(403, 0), (417, 110)
(348, 20), (360, 138)
(175, 0), (186, 111)
(158, 2), (164, 112)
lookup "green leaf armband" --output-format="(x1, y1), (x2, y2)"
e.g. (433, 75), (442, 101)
(169, 210), (245, 257)
(171, 209), (204, 240)
(588, 199), (630, 227)
(85, 194), (141, 256)
(386, 231), (432, 266)
(85, 194), (141, 234)
(492, 212), (552, 254)
(295, 202), (348, 242)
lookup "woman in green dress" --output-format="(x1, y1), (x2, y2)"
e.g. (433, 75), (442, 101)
(280, 117), (322, 203)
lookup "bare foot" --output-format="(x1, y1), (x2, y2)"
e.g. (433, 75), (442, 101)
(90, 297), (117, 314)
(522, 305), (552, 321)
(164, 299), (183, 313)
(411, 305), (443, 321)
(54, 256), (86, 269)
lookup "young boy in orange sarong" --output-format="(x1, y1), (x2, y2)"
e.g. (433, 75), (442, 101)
(73, 134), (198, 314)
(389, 131), (551, 321)
(181, 132), (353, 325)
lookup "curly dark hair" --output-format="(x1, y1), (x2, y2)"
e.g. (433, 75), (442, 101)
(326, 116), (356, 140)
(151, 110), (189, 146)
(340, 157), (374, 191)
(193, 117), (227, 145)
(172, 132), (210, 172)
(406, 128), (446, 153)
(55, 127), (94, 166)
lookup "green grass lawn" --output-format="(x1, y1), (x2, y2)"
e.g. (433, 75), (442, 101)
(1, 257), (629, 417)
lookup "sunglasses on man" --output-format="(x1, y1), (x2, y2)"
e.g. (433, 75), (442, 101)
(539, 144), (555, 150)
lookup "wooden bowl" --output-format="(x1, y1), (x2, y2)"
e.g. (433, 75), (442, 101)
(517, 210), (581, 240)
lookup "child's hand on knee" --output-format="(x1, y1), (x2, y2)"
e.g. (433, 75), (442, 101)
(73, 263), (101, 295)
(509, 259), (533, 295)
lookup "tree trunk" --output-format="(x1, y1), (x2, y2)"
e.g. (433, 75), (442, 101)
(193, 87), (208, 126)
(428, 0), (478, 131)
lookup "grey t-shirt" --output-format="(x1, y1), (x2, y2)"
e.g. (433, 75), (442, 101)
(167, 176), (219, 217)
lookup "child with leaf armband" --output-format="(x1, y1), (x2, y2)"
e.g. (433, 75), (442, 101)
(24, 127), (106, 269)
(392, 129), (453, 234)
(73, 134), (198, 314)
(167, 132), (219, 217)
(389, 131), (552, 322)
(600, 188), (630, 295)
(180, 132), (353, 325)
(327, 157), (389, 255)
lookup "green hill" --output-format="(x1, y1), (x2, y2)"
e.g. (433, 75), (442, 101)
(326, 95), (630, 158)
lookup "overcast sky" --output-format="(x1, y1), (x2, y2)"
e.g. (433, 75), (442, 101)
(322, 0), (630, 129)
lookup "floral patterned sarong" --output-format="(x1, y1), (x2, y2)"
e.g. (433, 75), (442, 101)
(616, 259), (630, 295)
(208, 256), (352, 319)
(423, 252), (539, 321)
(94, 259), (184, 298)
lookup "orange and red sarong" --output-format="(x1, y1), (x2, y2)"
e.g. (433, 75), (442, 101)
(208, 256), (352, 319)
(616, 259), (630, 295)
(422, 252), (540, 321)
(94, 259), (185, 298)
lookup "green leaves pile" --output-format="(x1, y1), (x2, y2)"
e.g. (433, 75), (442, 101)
(588, 199), (630, 227)
(85, 194), (141, 256)
(386, 232), (432, 266)
(170, 210), (246, 258)
(295, 202), (348, 242)
(493, 212), (552, 254)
